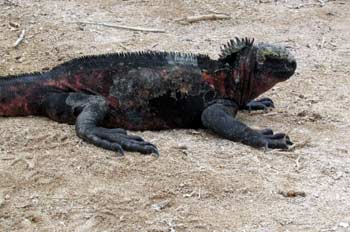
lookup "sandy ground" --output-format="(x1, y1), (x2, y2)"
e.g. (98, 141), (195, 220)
(0, 0), (349, 231)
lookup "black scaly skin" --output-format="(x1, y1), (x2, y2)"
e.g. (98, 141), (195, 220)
(0, 38), (296, 156)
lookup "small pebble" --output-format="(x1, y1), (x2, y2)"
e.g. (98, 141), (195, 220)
(339, 222), (349, 228)
(278, 190), (306, 197)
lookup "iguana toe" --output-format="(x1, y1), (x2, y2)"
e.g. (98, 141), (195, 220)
(265, 132), (286, 140)
(246, 97), (274, 111)
(259, 129), (292, 150)
(80, 127), (158, 156)
(258, 128), (274, 135)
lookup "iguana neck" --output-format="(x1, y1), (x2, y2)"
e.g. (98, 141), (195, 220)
(201, 60), (255, 107)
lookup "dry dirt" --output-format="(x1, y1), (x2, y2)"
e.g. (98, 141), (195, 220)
(0, 0), (350, 231)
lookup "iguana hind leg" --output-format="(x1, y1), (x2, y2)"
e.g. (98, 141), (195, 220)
(43, 92), (158, 156)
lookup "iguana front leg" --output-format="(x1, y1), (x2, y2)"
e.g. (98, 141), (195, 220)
(43, 93), (158, 156)
(244, 97), (274, 111)
(201, 99), (292, 149)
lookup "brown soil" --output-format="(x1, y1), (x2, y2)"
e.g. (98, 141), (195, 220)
(0, 0), (349, 231)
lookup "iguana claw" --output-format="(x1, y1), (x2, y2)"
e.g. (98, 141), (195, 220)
(78, 126), (158, 156)
(258, 129), (293, 150)
(245, 97), (274, 111)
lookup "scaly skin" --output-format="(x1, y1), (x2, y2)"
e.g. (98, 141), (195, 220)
(0, 38), (296, 156)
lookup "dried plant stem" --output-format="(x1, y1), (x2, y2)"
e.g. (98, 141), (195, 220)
(74, 21), (166, 33)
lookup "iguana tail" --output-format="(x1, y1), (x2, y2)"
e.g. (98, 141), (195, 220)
(0, 72), (46, 116)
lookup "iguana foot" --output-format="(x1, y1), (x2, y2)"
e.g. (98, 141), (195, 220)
(258, 128), (293, 150)
(60, 93), (159, 157)
(80, 127), (159, 156)
(245, 98), (274, 111)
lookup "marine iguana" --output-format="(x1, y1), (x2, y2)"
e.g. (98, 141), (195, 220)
(0, 37), (296, 156)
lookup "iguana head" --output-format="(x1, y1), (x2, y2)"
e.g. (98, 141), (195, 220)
(219, 37), (296, 105)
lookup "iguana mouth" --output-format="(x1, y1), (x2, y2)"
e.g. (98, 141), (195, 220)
(274, 57), (297, 80)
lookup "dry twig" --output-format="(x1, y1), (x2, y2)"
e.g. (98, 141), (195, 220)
(118, 43), (129, 51)
(175, 14), (231, 24)
(74, 21), (166, 33)
(13, 29), (25, 48)
(207, 10), (230, 16)
(295, 154), (302, 172)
